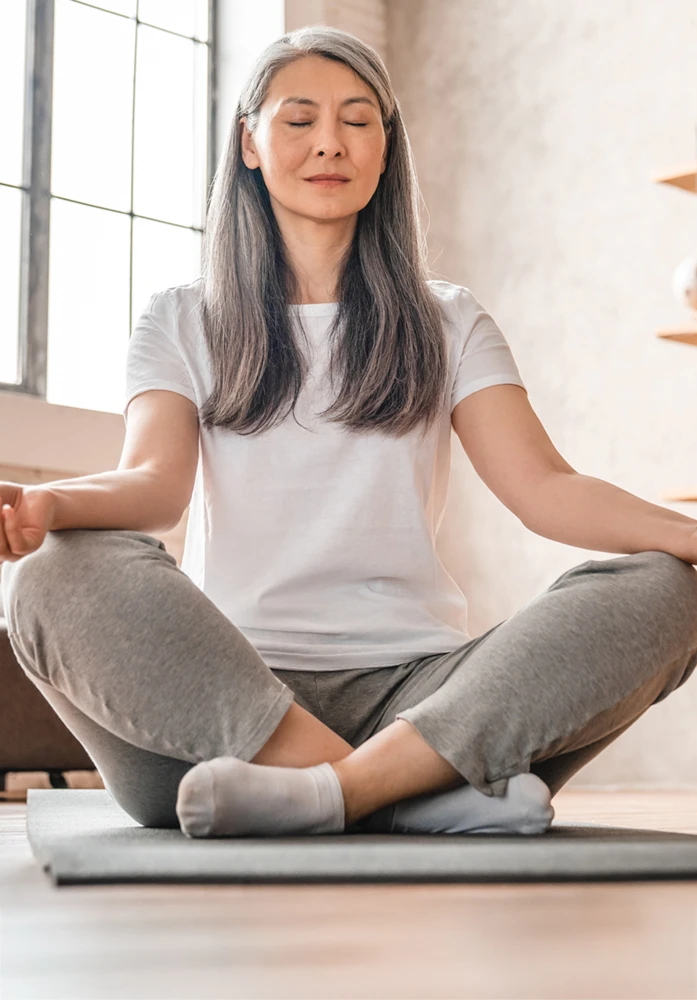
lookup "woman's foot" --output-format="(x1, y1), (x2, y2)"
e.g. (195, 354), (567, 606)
(357, 772), (554, 835)
(176, 756), (345, 838)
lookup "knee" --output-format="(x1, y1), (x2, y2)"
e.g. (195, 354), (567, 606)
(1, 530), (97, 634)
(633, 550), (697, 613)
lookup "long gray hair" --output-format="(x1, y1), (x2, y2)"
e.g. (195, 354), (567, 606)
(198, 24), (449, 439)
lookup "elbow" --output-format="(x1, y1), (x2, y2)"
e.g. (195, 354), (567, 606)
(514, 505), (535, 532)
(162, 506), (188, 534)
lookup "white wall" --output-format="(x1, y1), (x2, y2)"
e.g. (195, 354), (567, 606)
(286, 0), (386, 57)
(388, 0), (697, 787)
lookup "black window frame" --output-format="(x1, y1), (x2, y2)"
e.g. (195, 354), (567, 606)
(2, 0), (218, 400)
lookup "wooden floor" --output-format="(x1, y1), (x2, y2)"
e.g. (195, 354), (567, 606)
(3, 788), (697, 1000)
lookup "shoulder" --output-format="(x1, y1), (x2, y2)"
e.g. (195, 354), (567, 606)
(152, 278), (202, 326)
(141, 279), (203, 350)
(425, 279), (484, 346)
(425, 279), (479, 322)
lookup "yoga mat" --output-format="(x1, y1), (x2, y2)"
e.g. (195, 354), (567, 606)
(26, 789), (697, 885)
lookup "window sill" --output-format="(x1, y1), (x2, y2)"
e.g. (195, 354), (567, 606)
(0, 389), (125, 478)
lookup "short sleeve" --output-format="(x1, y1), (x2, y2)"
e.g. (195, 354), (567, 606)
(451, 288), (527, 412)
(123, 291), (198, 421)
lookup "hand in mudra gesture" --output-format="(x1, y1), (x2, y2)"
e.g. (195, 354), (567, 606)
(0, 483), (56, 563)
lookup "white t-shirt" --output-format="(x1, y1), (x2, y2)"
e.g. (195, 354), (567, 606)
(123, 278), (526, 672)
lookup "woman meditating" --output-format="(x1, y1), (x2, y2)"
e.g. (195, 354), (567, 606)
(3, 26), (697, 840)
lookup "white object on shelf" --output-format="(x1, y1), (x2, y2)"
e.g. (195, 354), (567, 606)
(672, 253), (697, 311)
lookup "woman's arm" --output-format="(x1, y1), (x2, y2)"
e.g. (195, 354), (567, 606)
(452, 383), (697, 562)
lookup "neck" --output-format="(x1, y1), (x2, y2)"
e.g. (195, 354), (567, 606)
(271, 196), (357, 306)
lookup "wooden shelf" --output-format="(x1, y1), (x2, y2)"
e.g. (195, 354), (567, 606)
(654, 163), (697, 503)
(651, 164), (697, 193)
(656, 327), (697, 345)
(660, 490), (697, 503)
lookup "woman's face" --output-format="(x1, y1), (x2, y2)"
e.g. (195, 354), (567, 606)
(240, 54), (388, 224)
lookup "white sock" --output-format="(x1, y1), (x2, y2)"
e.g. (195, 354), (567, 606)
(176, 757), (346, 838)
(362, 772), (554, 835)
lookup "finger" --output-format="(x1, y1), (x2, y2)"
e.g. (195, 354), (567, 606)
(0, 506), (11, 560)
(1, 505), (24, 559)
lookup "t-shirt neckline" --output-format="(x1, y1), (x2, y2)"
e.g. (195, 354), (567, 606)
(288, 302), (339, 316)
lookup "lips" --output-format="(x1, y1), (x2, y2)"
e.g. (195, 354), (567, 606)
(305, 175), (349, 182)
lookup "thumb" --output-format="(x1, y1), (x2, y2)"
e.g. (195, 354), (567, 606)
(2, 504), (35, 555)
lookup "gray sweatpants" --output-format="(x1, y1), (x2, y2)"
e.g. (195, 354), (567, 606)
(3, 529), (697, 829)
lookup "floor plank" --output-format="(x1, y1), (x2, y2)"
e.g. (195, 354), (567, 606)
(2, 787), (697, 999)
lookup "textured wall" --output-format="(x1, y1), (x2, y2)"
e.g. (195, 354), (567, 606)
(286, 0), (387, 58)
(387, 0), (697, 787)
(325, 0), (387, 58)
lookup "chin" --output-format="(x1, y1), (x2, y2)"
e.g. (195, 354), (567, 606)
(303, 203), (356, 222)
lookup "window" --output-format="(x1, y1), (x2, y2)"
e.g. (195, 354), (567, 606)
(0, 0), (216, 414)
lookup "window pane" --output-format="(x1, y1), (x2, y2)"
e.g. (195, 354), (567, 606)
(85, 1), (137, 15)
(0, 186), (23, 385)
(47, 198), (130, 413)
(133, 25), (208, 228)
(138, 0), (209, 42)
(52, 0), (135, 213)
(132, 217), (201, 323)
(0, 0), (28, 187)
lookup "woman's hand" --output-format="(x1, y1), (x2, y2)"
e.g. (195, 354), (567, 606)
(0, 484), (56, 563)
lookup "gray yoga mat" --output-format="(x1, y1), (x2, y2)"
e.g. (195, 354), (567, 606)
(26, 788), (697, 885)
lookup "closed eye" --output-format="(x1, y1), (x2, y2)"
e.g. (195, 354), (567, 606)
(288, 122), (368, 127)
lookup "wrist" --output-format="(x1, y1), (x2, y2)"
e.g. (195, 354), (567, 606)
(29, 486), (60, 532)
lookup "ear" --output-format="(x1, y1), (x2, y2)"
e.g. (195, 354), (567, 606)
(240, 117), (259, 170)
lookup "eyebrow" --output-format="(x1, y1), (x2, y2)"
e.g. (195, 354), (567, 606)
(279, 96), (379, 112)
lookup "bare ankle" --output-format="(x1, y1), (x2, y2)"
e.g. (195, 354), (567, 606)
(250, 700), (353, 768)
(329, 759), (366, 826)
(326, 720), (464, 825)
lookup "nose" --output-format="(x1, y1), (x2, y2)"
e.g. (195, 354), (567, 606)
(312, 121), (345, 158)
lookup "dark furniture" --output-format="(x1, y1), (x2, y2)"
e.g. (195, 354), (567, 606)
(0, 617), (94, 785)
